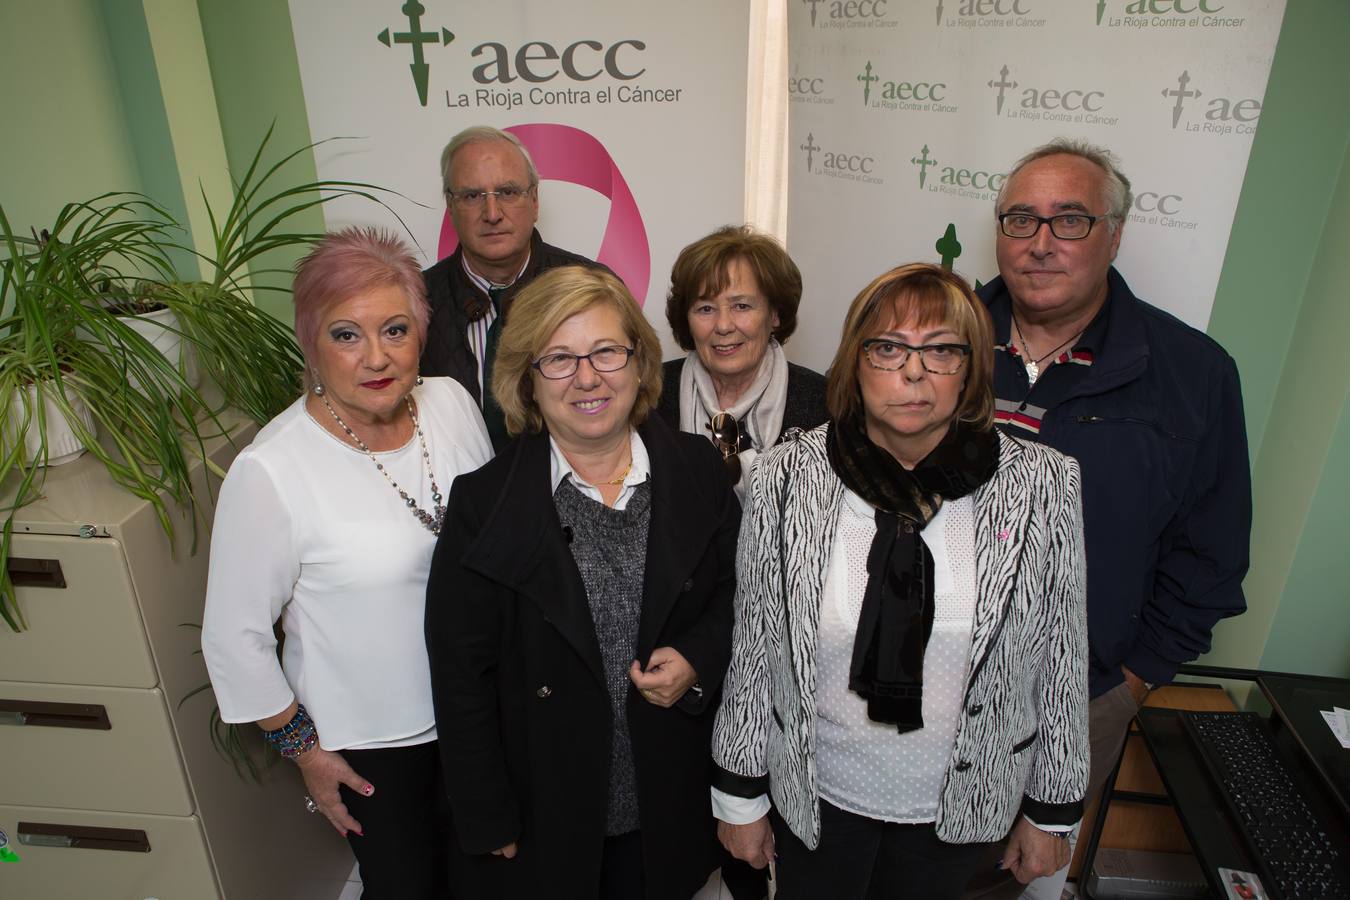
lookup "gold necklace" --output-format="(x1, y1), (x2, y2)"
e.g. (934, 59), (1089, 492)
(599, 458), (632, 485)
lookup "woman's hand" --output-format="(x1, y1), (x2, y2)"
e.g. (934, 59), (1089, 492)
(1000, 818), (1071, 883)
(491, 842), (518, 859)
(718, 816), (775, 869)
(629, 647), (698, 708)
(295, 747), (373, 837)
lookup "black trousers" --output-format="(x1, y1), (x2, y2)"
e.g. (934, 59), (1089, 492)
(599, 830), (646, 899)
(338, 740), (464, 899)
(771, 800), (992, 900)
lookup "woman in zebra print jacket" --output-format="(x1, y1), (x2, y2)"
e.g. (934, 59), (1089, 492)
(710, 264), (1088, 899)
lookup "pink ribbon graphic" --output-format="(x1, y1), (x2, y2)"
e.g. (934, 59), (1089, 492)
(438, 123), (651, 306)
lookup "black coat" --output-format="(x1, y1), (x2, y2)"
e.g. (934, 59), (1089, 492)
(655, 357), (829, 444)
(420, 229), (611, 406)
(425, 415), (740, 900)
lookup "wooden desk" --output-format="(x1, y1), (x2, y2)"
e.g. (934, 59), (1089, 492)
(1070, 683), (1236, 880)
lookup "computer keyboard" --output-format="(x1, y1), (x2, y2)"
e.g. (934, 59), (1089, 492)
(1182, 710), (1349, 900)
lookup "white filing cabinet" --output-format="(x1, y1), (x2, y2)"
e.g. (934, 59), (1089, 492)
(0, 419), (354, 899)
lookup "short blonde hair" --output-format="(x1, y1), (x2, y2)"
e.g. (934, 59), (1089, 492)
(492, 266), (662, 436)
(826, 263), (995, 430)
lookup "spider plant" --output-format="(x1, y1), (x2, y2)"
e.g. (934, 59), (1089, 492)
(0, 129), (409, 631)
(0, 197), (216, 631)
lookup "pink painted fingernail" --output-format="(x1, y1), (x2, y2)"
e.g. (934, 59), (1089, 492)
(363, 785), (374, 796)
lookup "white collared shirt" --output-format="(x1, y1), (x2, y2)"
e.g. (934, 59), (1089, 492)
(462, 253), (531, 402)
(548, 430), (650, 510)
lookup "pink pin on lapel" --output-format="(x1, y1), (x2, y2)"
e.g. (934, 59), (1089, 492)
(998, 529), (1010, 541)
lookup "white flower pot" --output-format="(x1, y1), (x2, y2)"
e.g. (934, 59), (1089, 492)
(3, 382), (98, 467)
(120, 306), (200, 390)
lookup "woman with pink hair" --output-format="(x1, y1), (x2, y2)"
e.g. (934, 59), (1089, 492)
(203, 228), (492, 897)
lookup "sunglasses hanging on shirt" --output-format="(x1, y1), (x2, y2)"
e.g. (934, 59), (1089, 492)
(708, 412), (750, 482)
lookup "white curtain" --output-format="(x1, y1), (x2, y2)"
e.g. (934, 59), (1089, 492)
(744, 0), (788, 242)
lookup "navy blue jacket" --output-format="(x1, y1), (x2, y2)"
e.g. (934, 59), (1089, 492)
(980, 267), (1251, 698)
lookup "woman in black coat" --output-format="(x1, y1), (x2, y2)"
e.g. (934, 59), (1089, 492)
(425, 266), (739, 899)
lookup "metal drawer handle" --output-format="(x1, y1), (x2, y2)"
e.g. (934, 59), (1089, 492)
(17, 822), (151, 853)
(0, 699), (111, 730)
(6, 557), (67, 588)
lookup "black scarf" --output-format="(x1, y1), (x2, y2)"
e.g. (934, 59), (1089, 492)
(826, 415), (999, 732)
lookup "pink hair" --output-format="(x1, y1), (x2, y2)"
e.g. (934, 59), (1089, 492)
(292, 228), (430, 378)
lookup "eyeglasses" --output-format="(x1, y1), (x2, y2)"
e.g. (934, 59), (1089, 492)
(861, 339), (970, 375)
(997, 211), (1109, 240)
(445, 184), (535, 209)
(708, 412), (744, 482)
(530, 345), (634, 380)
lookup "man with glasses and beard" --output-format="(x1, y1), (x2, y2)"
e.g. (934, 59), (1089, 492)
(971, 138), (1252, 899)
(422, 126), (611, 450)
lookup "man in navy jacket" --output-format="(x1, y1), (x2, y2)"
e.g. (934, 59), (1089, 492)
(976, 139), (1252, 897)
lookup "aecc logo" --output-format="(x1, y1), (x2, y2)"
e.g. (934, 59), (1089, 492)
(470, 38), (646, 83)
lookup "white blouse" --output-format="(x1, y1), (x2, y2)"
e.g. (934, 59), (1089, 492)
(814, 489), (977, 823)
(711, 489), (978, 827)
(202, 378), (492, 751)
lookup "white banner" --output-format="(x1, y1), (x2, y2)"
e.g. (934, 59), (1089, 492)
(288, 0), (749, 355)
(786, 0), (1285, 373)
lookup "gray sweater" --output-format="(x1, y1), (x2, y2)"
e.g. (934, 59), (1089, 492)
(553, 477), (652, 836)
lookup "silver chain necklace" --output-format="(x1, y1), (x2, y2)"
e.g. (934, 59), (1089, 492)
(1011, 312), (1084, 387)
(320, 393), (445, 535)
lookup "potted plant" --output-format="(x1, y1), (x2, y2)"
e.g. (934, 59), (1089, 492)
(0, 196), (216, 632)
(0, 130), (403, 631)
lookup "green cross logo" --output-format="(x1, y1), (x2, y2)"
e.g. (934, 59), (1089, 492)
(933, 222), (981, 288)
(911, 144), (936, 190)
(801, 133), (821, 172)
(1096, 0), (1107, 24)
(988, 65), (1017, 116)
(1162, 70), (1200, 129)
(377, 0), (455, 107)
(935, 223), (962, 271)
(858, 61), (878, 106)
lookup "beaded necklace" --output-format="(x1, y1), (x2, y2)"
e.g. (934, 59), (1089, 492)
(320, 393), (445, 535)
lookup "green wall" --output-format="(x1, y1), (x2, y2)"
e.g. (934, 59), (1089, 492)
(0, 1), (145, 232)
(1248, 135), (1350, 675)
(2, 1), (1347, 677)
(1202, 0), (1350, 678)
(198, 0), (322, 323)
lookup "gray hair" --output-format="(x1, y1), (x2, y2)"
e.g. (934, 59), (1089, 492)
(997, 138), (1133, 233)
(439, 126), (540, 193)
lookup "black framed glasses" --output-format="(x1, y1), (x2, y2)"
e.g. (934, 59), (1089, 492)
(861, 339), (970, 375)
(530, 345), (634, 380)
(997, 211), (1109, 240)
(708, 412), (744, 482)
(445, 184), (535, 209)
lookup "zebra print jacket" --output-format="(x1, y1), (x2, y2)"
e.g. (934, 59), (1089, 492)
(711, 425), (1088, 847)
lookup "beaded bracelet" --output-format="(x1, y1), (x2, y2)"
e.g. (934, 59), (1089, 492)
(262, 703), (319, 759)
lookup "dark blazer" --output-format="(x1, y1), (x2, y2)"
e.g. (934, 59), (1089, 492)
(425, 415), (740, 900)
(979, 268), (1250, 698)
(420, 229), (611, 406)
(655, 357), (829, 443)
